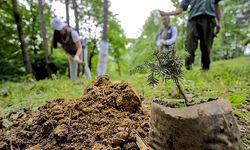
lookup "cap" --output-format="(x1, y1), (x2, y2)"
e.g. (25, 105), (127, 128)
(50, 18), (67, 31)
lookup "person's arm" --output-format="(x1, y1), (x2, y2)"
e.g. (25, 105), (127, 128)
(75, 40), (82, 56)
(71, 30), (82, 62)
(160, 0), (188, 16)
(214, 0), (221, 34)
(163, 27), (178, 46)
(73, 40), (82, 62)
(215, 3), (221, 28)
(215, 4), (221, 22)
(160, 8), (183, 16)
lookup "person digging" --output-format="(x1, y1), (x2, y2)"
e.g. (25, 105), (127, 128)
(51, 18), (84, 81)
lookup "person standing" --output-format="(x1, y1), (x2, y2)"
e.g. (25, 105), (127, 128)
(160, 0), (221, 70)
(51, 18), (82, 81)
(155, 16), (178, 53)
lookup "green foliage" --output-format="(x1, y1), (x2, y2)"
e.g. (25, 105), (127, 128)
(213, 0), (250, 60)
(131, 47), (183, 86)
(0, 0), (128, 80)
(0, 0), (54, 81)
(0, 1), (26, 80)
(107, 17), (128, 77)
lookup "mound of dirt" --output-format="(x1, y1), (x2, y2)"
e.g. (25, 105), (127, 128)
(0, 76), (150, 150)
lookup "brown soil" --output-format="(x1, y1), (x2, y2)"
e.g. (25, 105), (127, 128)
(0, 76), (150, 150)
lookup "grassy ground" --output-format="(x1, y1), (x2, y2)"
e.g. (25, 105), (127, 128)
(0, 77), (92, 117)
(0, 56), (249, 148)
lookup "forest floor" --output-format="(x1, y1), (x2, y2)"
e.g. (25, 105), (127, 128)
(0, 57), (249, 149)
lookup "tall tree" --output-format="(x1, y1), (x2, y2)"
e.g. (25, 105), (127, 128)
(12, 0), (33, 74)
(65, 0), (70, 26)
(97, 0), (109, 76)
(72, 0), (79, 33)
(102, 0), (108, 41)
(213, 0), (250, 60)
(38, 0), (52, 77)
(72, 0), (81, 76)
(29, 0), (39, 54)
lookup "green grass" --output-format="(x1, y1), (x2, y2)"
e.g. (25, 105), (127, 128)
(0, 76), (92, 117)
(0, 56), (249, 148)
(125, 57), (250, 103)
(1, 57), (249, 115)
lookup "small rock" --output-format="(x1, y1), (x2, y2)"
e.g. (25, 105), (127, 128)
(53, 124), (68, 137)
(26, 144), (42, 150)
(0, 141), (7, 149)
(112, 131), (129, 146)
(117, 127), (125, 131)
(91, 143), (107, 150)
(111, 147), (121, 150)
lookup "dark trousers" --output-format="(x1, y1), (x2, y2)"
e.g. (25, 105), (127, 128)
(185, 16), (216, 69)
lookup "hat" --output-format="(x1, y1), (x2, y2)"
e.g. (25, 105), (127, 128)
(50, 18), (67, 31)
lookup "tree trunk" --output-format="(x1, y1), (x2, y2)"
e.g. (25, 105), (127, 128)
(12, 0), (33, 74)
(102, 0), (108, 41)
(29, 0), (38, 55)
(65, 0), (70, 77)
(97, 0), (109, 76)
(72, 0), (80, 76)
(72, 0), (79, 33)
(38, 0), (52, 78)
(65, 0), (70, 26)
(88, 40), (97, 70)
(173, 78), (188, 104)
(82, 42), (92, 79)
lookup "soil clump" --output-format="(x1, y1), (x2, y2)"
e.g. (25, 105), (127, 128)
(0, 76), (150, 150)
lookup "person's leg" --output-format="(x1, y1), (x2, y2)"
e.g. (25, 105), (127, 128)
(199, 18), (216, 70)
(185, 20), (199, 70)
(67, 55), (78, 81)
(82, 47), (91, 79)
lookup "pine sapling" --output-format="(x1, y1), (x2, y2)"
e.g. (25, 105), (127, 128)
(131, 45), (188, 104)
